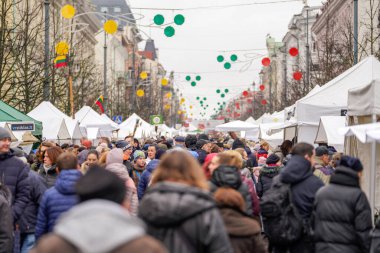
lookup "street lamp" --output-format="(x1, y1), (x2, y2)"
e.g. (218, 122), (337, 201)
(43, 0), (50, 101)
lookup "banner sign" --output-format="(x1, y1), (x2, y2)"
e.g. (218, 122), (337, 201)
(10, 122), (35, 131)
(150, 115), (163, 125)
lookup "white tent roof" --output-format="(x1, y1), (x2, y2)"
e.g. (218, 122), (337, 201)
(258, 122), (284, 148)
(261, 111), (285, 124)
(0, 122), (18, 141)
(296, 56), (380, 124)
(118, 113), (154, 139)
(245, 116), (256, 124)
(75, 106), (117, 136)
(28, 101), (83, 140)
(339, 122), (380, 143)
(215, 120), (259, 132)
(100, 114), (120, 129)
(348, 79), (380, 116)
(315, 116), (346, 152)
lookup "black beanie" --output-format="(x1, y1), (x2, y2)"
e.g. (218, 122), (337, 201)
(196, 139), (208, 150)
(76, 166), (126, 204)
(266, 154), (280, 165)
(339, 156), (363, 172)
(232, 138), (245, 150)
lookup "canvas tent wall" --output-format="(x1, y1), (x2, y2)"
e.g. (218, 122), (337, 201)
(0, 100), (42, 136)
(118, 113), (154, 139)
(28, 102), (83, 141)
(314, 116), (346, 152)
(295, 56), (380, 143)
(345, 79), (380, 212)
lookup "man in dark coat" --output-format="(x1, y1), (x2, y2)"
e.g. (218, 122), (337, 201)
(313, 156), (372, 253)
(0, 127), (30, 223)
(275, 142), (324, 253)
(0, 181), (13, 253)
(256, 154), (282, 198)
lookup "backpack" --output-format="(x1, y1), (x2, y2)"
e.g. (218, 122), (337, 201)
(260, 175), (303, 246)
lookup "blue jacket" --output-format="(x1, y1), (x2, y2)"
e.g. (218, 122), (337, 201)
(35, 169), (81, 240)
(0, 150), (30, 221)
(280, 155), (324, 219)
(137, 159), (160, 200)
(18, 170), (47, 234)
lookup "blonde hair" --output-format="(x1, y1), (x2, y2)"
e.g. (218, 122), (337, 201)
(216, 150), (244, 170)
(151, 150), (208, 190)
(99, 151), (109, 166)
(261, 141), (270, 150)
(214, 187), (246, 212)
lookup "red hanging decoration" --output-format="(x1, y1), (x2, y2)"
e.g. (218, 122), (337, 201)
(243, 91), (249, 97)
(261, 99), (267, 105)
(227, 109), (231, 112)
(289, 47), (299, 57)
(259, 85), (265, 91)
(247, 99), (252, 103)
(293, 71), (303, 81)
(235, 103), (240, 110)
(262, 57), (271, 66)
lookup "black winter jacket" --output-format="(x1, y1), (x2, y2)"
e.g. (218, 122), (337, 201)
(18, 170), (47, 233)
(139, 182), (233, 253)
(280, 155), (323, 219)
(38, 164), (58, 188)
(209, 166), (253, 216)
(314, 166), (372, 253)
(0, 150), (30, 221)
(197, 149), (207, 164)
(0, 183), (13, 253)
(256, 165), (281, 198)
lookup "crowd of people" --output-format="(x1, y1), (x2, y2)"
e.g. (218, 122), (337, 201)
(0, 125), (379, 253)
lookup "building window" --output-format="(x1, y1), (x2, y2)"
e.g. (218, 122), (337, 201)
(114, 7), (121, 13)
(100, 7), (108, 13)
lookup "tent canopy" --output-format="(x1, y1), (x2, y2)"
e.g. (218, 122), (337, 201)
(245, 116), (256, 124)
(339, 122), (380, 143)
(315, 116), (346, 152)
(215, 120), (259, 132)
(28, 101), (83, 140)
(118, 113), (154, 139)
(0, 100), (42, 135)
(348, 79), (380, 116)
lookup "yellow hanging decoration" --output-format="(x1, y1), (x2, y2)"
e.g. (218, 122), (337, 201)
(166, 92), (172, 99)
(61, 5), (76, 19)
(55, 41), (69, 56)
(161, 78), (168, 86)
(136, 89), (145, 97)
(164, 104), (171, 110)
(104, 20), (118, 34)
(177, 110), (182, 115)
(180, 98), (185, 104)
(140, 71), (148, 80)
(189, 105), (193, 109)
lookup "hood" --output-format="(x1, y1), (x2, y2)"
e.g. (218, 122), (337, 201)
(211, 166), (242, 189)
(106, 148), (124, 165)
(146, 159), (160, 173)
(54, 200), (146, 253)
(105, 163), (129, 182)
(78, 150), (89, 166)
(280, 155), (312, 184)
(55, 170), (82, 195)
(330, 166), (360, 188)
(261, 165), (281, 178)
(219, 207), (260, 237)
(139, 182), (215, 226)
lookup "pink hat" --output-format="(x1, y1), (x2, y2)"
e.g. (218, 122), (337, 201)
(258, 156), (267, 165)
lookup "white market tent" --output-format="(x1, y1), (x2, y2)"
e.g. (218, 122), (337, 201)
(75, 106), (117, 139)
(0, 122), (18, 142)
(118, 113), (154, 139)
(28, 102), (83, 141)
(100, 114), (120, 129)
(215, 120), (259, 132)
(245, 116), (256, 124)
(314, 116), (346, 152)
(295, 56), (380, 144)
(258, 122), (284, 148)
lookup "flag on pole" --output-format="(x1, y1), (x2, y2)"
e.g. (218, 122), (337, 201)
(54, 55), (68, 68)
(95, 95), (104, 113)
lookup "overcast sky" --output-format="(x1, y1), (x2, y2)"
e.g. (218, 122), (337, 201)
(127, 0), (323, 119)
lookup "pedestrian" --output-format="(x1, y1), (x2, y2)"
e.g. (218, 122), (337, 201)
(106, 148), (138, 215)
(30, 166), (168, 253)
(16, 154), (47, 253)
(202, 153), (218, 180)
(80, 150), (99, 174)
(174, 136), (185, 148)
(131, 150), (146, 187)
(115, 141), (134, 174)
(272, 142), (324, 253)
(35, 152), (82, 240)
(313, 156), (372, 253)
(257, 141), (270, 159)
(139, 150), (233, 253)
(313, 146), (334, 184)
(146, 145), (157, 164)
(38, 146), (64, 188)
(31, 142), (55, 172)
(0, 127), (30, 225)
(208, 151), (257, 217)
(137, 159), (160, 200)
(256, 154), (282, 198)
(0, 181), (13, 253)
(196, 139), (210, 164)
(273, 140), (293, 163)
(214, 188), (267, 253)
